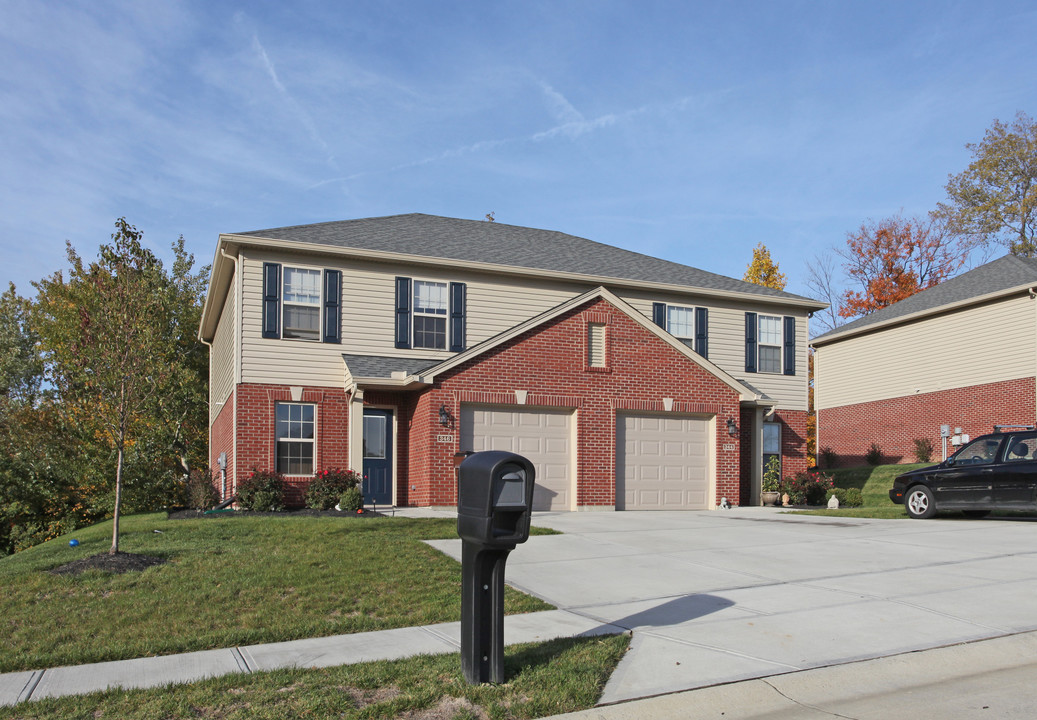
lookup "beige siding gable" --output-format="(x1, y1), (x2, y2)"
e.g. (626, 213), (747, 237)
(814, 295), (1037, 410)
(209, 280), (237, 424)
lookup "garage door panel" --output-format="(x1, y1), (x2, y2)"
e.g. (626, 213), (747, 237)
(617, 414), (712, 510)
(461, 405), (572, 511)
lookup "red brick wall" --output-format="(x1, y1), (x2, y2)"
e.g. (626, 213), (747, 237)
(233, 384), (351, 506)
(407, 297), (745, 508)
(209, 389), (236, 500)
(817, 377), (1036, 467)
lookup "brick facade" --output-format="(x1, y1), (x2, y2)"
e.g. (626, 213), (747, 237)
(817, 377), (1037, 467)
(212, 296), (808, 508)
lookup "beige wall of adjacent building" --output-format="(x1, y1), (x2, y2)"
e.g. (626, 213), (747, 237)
(208, 278), (237, 424)
(814, 295), (1036, 411)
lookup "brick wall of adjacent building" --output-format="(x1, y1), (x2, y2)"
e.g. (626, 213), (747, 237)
(817, 377), (1037, 467)
(209, 389), (236, 500)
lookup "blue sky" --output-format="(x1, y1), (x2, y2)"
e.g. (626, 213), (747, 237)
(2, 1), (1035, 307)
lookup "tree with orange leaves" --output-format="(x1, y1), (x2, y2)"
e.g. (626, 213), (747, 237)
(837, 214), (968, 319)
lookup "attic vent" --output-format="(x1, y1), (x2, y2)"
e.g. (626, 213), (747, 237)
(588, 323), (606, 368)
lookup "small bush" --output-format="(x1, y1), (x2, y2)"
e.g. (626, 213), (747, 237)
(304, 468), (363, 510)
(339, 487), (364, 512)
(818, 447), (838, 468)
(826, 487), (863, 508)
(780, 470), (835, 506)
(762, 456), (781, 492)
(865, 443), (883, 466)
(237, 469), (287, 512)
(913, 437), (934, 463)
(184, 469), (220, 510)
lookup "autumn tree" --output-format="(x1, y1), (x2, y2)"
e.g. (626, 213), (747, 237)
(743, 243), (787, 290)
(804, 251), (846, 335)
(32, 219), (208, 554)
(937, 112), (1037, 256)
(837, 214), (967, 319)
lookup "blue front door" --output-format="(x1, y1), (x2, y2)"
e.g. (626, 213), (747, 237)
(362, 409), (393, 505)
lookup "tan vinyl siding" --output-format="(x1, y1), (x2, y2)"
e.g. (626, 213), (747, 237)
(619, 291), (811, 411)
(209, 281), (237, 424)
(814, 295), (1036, 410)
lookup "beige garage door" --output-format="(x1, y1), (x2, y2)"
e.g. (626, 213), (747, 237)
(460, 405), (573, 511)
(617, 414), (711, 510)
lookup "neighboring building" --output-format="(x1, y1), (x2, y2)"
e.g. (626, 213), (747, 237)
(199, 214), (824, 510)
(812, 254), (1037, 467)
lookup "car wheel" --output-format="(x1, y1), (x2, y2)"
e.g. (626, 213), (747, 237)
(962, 510), (991, 519)
(905, 486), (936, 519)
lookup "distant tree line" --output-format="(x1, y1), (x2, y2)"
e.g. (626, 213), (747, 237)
(0, 219), (209, 555)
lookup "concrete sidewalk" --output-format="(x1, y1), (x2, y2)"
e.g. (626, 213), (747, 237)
(0, 608), (624, 706)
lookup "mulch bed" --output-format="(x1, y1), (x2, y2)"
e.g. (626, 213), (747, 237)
(166, 507), (385, 520)
(50, 551), (167, 576)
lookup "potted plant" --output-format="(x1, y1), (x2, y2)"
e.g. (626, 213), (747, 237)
(762, 456), (781, 506)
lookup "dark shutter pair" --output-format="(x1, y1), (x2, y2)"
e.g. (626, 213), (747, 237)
(394, 277), (466, 352)
(262, 262), (342, 343)
(652, 302), (709, 359)
(744, 312), (796, 375)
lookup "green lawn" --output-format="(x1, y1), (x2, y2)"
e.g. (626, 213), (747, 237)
(794, 463), (929, 518)
(0, 513), (554, 673)
(0, 634), (631, 720)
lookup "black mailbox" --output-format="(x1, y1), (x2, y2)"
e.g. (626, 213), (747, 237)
(455, 451), (537, 685)
(457, 451), (535, 548)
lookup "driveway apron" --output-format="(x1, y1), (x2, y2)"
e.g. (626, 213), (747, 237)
(428, 508), (1037, 703)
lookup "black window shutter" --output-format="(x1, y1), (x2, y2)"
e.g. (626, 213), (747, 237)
(783, 316), (796, 376)
(262, 262), (281, 339)
(449, 282), (466, 352)
(323, 269), (341, 344)
(394, 277), (411, 349)
(652, 302), (666, 328)
(695, 307), (709, 358)
(744, 312), (757, 373)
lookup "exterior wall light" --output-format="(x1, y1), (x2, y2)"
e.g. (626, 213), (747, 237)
(726, 417), (738, 436)
(439, 404), (452, 427)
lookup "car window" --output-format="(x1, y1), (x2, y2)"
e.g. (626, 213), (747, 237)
(1003, 433), (1037, 462)
(954, 437), (1002, 465)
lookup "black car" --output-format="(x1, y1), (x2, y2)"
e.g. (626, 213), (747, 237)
(890, 428), (1037, 519)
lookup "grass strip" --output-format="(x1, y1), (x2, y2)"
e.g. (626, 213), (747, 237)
(0, 513), (553, 673)
(793, 463), (928, 518)
(0, 634), (630, 720)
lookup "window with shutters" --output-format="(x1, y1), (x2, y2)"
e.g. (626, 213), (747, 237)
(275, 402), (315, 475)
(412, 280), (448, 349)
(758, 315), (782, 374)
(282, 266), (321, 341)
(666, 305), (695, 348)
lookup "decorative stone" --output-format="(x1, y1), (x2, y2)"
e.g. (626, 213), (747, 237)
(828, 495), (840, 509)
(782, 493), (790, 507)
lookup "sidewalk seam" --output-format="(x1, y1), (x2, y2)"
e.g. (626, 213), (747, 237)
(18, 670), (44, 704)
(230, 648), (252, 674)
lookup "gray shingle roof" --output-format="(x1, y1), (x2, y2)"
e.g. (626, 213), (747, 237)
(342, 354), (441, 378)
(236, 213), (819, 304)
(812, 254), (1037, 344)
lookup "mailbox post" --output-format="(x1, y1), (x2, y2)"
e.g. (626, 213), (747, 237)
(456, 451), (536, 684)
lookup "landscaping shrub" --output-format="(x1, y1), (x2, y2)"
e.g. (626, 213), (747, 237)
(339, 486), (364, 512)
(818, 446), (838, 468)
(762, 456), (781, 492)
(865, 443), (883, 466)
(304, 468), (363, 510)
(237, 470), (287, 512)
(913, 437), (934, 463)
(182, 468), (219, 510)
(826, 487), (863, 508)
(780, 471), (835, 506)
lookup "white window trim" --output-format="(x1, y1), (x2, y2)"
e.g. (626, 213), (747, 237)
(411, 277), (450, 350)
(665, 304), (696, 345)
(282, 264), (323, 342)
(275, 401), (317, 476)
(758, 314), (783, 374)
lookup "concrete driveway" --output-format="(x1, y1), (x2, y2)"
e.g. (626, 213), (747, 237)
(429, 507), (1037, 704)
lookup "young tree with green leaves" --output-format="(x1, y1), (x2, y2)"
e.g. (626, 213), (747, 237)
(937, 112), (1037, 256)
(743, 243), (787, 290)
(32, 219), (208, 554)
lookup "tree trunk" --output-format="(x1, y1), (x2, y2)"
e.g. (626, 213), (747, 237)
(110, 444), (123, 555)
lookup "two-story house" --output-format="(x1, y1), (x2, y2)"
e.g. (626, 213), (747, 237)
(199, 214), (825, 510)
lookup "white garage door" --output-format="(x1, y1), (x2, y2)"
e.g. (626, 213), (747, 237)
(460, 405), (573, 511)
(617, 414), (711, 510)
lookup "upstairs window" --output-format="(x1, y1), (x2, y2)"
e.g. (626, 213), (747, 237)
(651, 302), (708, 358)
(413, 280), (448, 350)
(283, 267), (321, 340)
(666, 305), (695, 348)
(758, 315), (782, 374)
